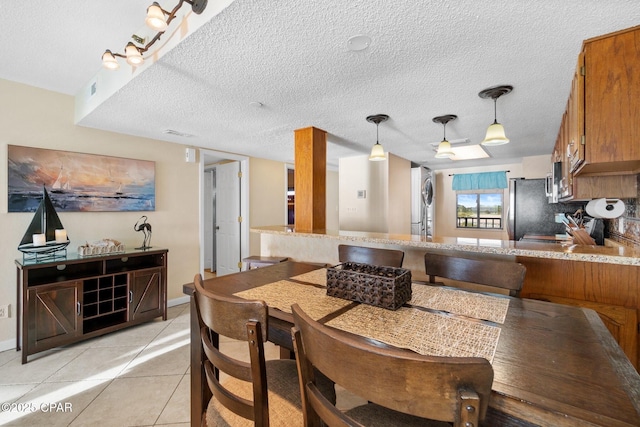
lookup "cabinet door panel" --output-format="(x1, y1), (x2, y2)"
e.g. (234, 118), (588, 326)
(130, 268), (163, 322)
(27, 282), (81, 352)
(582, 27), (640, 172)
(568, 54), (585, 172)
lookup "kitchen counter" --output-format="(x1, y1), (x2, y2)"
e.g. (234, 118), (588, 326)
(251, 225), (640, 266)
(252, 225), (640, 370)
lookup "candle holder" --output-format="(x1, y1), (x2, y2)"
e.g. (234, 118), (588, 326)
(18, 187), (70, 262)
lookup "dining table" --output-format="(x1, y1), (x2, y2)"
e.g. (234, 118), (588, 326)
(183, 261), (640, 427)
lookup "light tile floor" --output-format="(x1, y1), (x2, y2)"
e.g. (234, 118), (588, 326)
(0, 299), (364, 427)
(0, 303), (194, 427)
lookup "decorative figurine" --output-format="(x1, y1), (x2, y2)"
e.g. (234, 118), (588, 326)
(134, 215), (152, 249)
(18, 186), (69, 261)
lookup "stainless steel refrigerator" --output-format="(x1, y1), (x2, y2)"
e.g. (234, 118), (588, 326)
(411, 166), (435, 236)
(507, 178), (583, 241)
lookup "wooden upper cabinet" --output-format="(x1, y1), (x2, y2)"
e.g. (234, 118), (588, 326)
(555, 25), (639, 201)
(577, 25), (640, 175)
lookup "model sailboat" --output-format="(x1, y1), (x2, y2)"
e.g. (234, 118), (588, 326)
(18, 187), (69, 260)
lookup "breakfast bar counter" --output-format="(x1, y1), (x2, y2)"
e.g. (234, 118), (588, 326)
(251, 226), (640, 370)
(251, 225), (640, 266)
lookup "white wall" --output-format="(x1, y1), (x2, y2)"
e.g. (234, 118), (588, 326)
(248, 158), (287, 255)
(0, 79), (200, 348)
(338, 153), (410, 234)
(248, 161), (339, 255)
(325, 169), (339, 231)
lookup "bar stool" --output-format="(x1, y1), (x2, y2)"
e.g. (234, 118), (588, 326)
(242, 256), (289, 270)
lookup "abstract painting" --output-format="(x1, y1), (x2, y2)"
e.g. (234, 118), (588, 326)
(8, 145), (155, 212)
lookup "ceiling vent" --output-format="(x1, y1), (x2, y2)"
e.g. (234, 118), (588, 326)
(429, 138), (471, 148)
(163, 129), (194, 138)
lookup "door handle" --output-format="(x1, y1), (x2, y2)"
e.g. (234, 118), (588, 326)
(77, 302), (81, 316)
(129, 290), (133, 303)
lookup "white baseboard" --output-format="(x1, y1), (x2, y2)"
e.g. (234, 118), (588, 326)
(0, 338), (15, 353)
(168, 295), (190, 307)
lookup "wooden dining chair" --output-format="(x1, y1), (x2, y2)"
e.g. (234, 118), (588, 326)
(291, 304), (494, 427)
(424, 252), (526, 297)
(194, 274), (304, 426)
(338, 244), (404, 267)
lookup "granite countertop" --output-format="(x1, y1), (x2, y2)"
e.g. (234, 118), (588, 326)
(251, 225), (640, 266)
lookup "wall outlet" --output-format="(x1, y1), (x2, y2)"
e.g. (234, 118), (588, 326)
(0, 304), (9, 319)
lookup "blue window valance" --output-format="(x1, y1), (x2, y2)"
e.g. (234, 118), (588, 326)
(452, 171), (508, 191)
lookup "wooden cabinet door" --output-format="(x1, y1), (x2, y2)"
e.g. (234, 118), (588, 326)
(129, 268), (164, 322)
(580, 26), (640, 174)
(558, 111), (573, 199)
(27, 281), (82, 354)
(567, 54), (585, 173)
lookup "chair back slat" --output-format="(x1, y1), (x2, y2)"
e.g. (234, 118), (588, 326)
(291, 304), (493, 426)
(338, 244), (404, 267)
(425, 252), (526, 296)
(194, 274), (270, 426)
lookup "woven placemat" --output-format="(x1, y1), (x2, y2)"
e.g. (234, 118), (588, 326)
(325, 304), (501, 362)
(410, 285), (510, 324)
(290, 268), (328, 286)
(234, 280), (352, 320)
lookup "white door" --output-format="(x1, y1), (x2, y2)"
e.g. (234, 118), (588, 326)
(216, 161), (242, 276)
(203, 170), (215, 271)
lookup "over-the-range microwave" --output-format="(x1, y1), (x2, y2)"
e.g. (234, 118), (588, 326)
(545, 161), (562, 203)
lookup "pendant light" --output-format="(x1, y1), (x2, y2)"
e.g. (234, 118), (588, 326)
(433, 114), (457, 159)
(478, 85), (513, 146)
(367, 114), (389, 161)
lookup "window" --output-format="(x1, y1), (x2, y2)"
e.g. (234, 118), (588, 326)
(456, 192), (503, 229)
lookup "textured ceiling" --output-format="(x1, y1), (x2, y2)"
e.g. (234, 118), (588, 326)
(1, 1), (639, 169)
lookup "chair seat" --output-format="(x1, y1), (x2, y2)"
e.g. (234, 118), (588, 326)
(344, 403), (452, 427)
(206, 360), (303, 426)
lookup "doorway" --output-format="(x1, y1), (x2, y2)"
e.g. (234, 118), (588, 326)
(200, 149), (249, 277)
(287, 166), (295, 225)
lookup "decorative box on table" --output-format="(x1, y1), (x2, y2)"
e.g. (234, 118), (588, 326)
(326, 262), (412, 310)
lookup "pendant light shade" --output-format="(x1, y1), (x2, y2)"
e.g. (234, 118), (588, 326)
(125, 42), (144, 66)
(482, 122), (509, 146)
(101, 50), (120, 70)
(369, 142), (385, 160)
(433, 114), (457, 159)
(146, 2), (168, 32)
(479, 85), (513, 146)
(367, 114), (389, 161)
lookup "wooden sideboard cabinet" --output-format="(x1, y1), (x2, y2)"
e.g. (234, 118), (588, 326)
(16, 248), (168, 364)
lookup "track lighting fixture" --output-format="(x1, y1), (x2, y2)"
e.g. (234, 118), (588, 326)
(367, 114), (389, 161)
(478, 85), (513, 146)
(102, 0), (208, 70)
